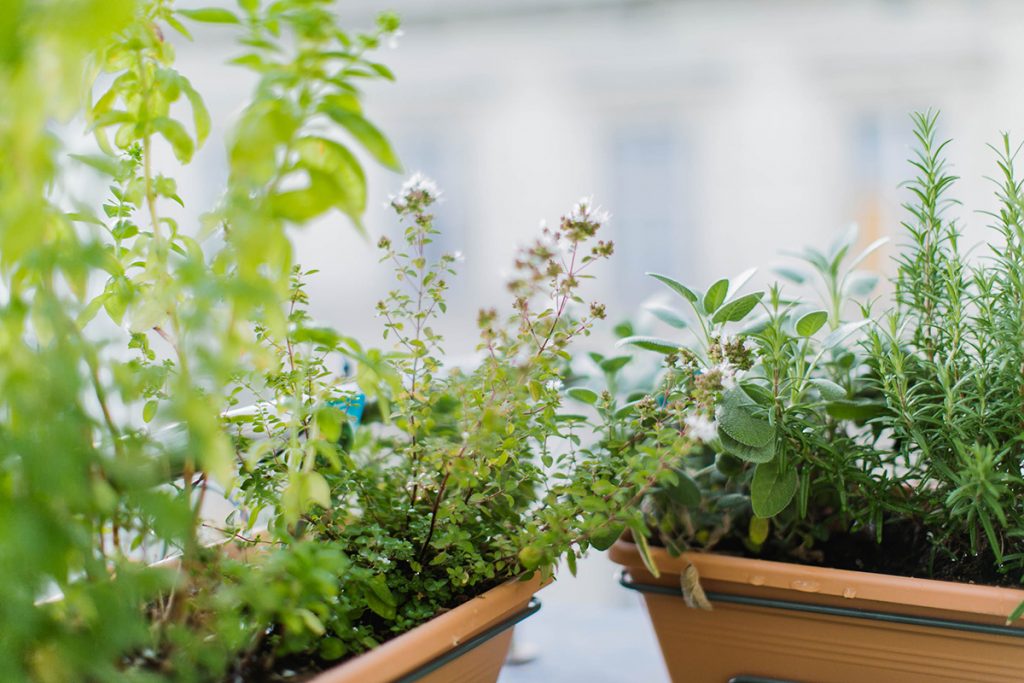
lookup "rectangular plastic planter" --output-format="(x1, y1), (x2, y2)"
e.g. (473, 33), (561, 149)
(308, 574), (543, 683)
(609, 538), (1024, 682)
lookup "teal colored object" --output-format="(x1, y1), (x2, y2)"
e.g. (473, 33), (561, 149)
(328, 390), (365, 425)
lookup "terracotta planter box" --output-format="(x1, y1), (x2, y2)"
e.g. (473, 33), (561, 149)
(609, 539), (1024, 682)
(308, 574), (543, 683)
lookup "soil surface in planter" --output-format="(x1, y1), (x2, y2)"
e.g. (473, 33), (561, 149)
(248, 581), (506, 683)
(130, 578), (511, 682)
(708, 517), (1013, 588)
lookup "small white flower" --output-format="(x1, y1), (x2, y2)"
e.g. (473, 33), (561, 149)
(390, 172), (441, 207)
(569, 196), (593, 222)
(545, 378), (564, 392)
(684, 412), (718, 442)
(401, 172), (440, 199)
(452, 250), (465, 263)
(742, 337), (757, 354)
(569, 195), (610, 225)
(461, 431), (470, 441)
(711, 359), (738, 390)
(386, 29), (404, 50)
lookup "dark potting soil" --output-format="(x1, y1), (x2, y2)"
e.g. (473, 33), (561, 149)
(717, 519), (1017, 589)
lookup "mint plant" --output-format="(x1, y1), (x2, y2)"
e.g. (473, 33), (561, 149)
(0, 0), (403, 679)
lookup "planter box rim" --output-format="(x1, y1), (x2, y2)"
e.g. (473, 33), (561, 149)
(309, 573), (546, 683)
(608, 538), (1024, 622)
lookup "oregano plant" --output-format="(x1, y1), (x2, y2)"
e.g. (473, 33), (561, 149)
(0, 1), (678, 680)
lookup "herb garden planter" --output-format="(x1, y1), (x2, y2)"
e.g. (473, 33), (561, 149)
(609, 538), (1024, 682)
(308, 575), (543, 683)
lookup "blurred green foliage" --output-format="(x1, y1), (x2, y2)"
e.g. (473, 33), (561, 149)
(0, 1), (678, 679)
(0, 0), (402, 679)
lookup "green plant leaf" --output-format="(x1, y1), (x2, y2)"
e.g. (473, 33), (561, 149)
(717, 387), (774, 448)
(614, 400), (640, 419)
(590, 521), (625, 551)
(847, 236), (889, 271)
(825, 399), (887, 422)
(647, 272), (698, 303)
(308, 471), (331, 509)
(739, 382), (773, 407)
(795, 310), (828, 337)
(292, 325), (342, 347)
(809, 378), (846, 401)
(703, 278), (729, 314)
(1007, 600), (1024, 625)
(316, 406), (344, 442)
(363, 575), (397, 620)
(566, 551), (578, 576)
(518, 545), (543, 570)
(661, 469), (701, 507)
(296, 608), (326, 636)
(368, 62), (395, 81)
(294, 136), (367, 218)
(728, 266), (758, 297)
(718, 430), (775, 463)
(715, 452), (745, 477)
(69, 153), (120, 177)
(151, 117), (194, 163)
(269, 170), (340, 223)
(715, 493), (750, 512)
(180, 77), (210, 147)
(845, 272), (879, 298)
(178, 7), (240, 23)
(599, 355), (631, 373)
(77, 293), (108, 326)
(748, 516), (769, 545)
(633, 531), (661, 579)
(751, 460), (798, 518)
(828, 223), (859, 266)
(644, 302), (688, 329)
(712, 292), (764, 324)
(774, 266), (806, 284)
(320, 106), (401, 172)
(616, 335), (679, 354)
(567, 387), (598, 404)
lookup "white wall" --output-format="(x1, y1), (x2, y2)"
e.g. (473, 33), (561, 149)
(168, 0), (1024, 354)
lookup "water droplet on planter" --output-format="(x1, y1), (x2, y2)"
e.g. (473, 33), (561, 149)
(749, 575), (766, 586)
(790, 580), (820, 593)
(843, 587), (857, 598)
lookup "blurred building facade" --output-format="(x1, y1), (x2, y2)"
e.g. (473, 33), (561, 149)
(173, 0), (1024, 351)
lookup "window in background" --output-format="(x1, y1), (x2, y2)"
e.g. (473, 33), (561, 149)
(607, 123), (687, 305)
(850, 111), (916, 252)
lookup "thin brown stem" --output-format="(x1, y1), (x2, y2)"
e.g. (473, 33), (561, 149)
(417, 470), (450, 562)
